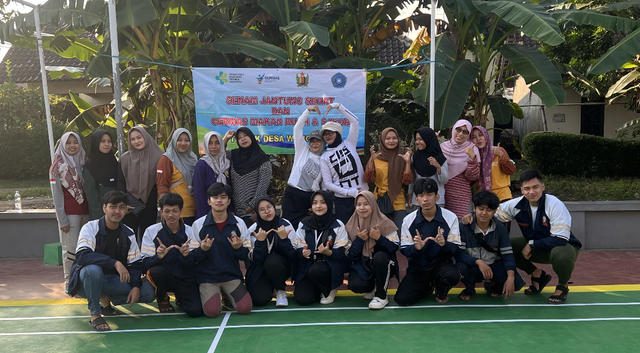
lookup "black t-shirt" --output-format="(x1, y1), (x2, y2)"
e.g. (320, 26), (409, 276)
(103, 226), (125, 274)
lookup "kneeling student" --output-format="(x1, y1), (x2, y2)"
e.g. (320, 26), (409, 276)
(189, 183), (252, 317)
(141, 193), (203, 316)
(67, 190), (155, 331)
(456, 191), (524, 301)
(394, 178), (467, 305)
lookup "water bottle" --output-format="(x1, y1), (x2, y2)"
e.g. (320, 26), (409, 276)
(14, 190), (22, 213)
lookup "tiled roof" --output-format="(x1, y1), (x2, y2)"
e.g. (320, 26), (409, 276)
(373, 35), (413, 65)
(0, 45), (87, 83)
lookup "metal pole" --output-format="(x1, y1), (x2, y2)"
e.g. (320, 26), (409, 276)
(429, 0), (436, 129)
(107, 0), (125, 155)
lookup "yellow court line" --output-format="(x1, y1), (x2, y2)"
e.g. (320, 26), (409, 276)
(2, 285), (640, 307)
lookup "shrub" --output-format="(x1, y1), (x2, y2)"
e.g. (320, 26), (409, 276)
(522, 132), (640, 177)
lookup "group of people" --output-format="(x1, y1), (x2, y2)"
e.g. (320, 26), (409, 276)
(50, 102), (581, 332)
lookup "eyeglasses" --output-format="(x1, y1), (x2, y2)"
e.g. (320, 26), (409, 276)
(323, 131), (336, 136)
(455, 127), (470, 135)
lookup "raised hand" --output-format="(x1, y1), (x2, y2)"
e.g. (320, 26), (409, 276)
(494, 145), (504, 158)
(325, 103), (340, 115)
(307, 105), (321, 115)
(275, 225), (289, 240)
(253, 228), (268, 241)
(201, 234), (214, 251)
(228, 234), (243, 249)
(427, 156), (441, 169)
(357, 227), (369, 241)
(460, 213), (473, 225)
(224, 129), (235, 141)
(315, 243), (332, 256)
(157, 238), (168, 259)
(302, 244), (311, 259)
(369, 225), (381, 241)
(413, 229), (429, 251)
(435, 227), (445, 246)
(464, 146), (476, 160)
(400, 150), (412, 163)
(180, 240), (190, 257)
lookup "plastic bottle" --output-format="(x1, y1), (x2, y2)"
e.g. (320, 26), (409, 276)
(14, 190), (22, 213)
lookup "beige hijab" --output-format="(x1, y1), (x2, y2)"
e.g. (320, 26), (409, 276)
(120, 126), (164, 203)
(345, 191), (398, 257)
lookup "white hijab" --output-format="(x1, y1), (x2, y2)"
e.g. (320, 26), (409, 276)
(201, 131), (230, 185)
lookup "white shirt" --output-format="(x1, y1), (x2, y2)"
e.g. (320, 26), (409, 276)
(287, 109), (323, 192)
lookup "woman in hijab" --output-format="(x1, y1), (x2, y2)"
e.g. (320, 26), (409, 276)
(222, 127), (272, 226)
(345, 191), (399, 310)
(470, 126), (516, 201)
(83, 130), (118, 220)
(243, 196), (297, 307)
(293, 191), (350, 306)
(157, 128), (199, 225)
(50, 131), (89, 281)
(363, 127), (412, 230)
(409, 127), (448, 208)
(440, 119), (480, 219)
(118, 126), (164, 242)
(193, 131), (230, 219)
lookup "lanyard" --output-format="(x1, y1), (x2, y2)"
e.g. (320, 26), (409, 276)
(266, 235), (275, 254)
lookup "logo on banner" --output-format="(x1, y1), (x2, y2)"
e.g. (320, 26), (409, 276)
(297, 72), (309, 87)
(331, 73), (347, 88)
(215, 71), (228, 85)
(257, 74), (280, 84)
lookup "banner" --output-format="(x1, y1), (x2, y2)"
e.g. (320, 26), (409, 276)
(193, 68), (367, 154)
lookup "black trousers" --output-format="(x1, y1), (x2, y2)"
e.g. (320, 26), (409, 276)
(122, 185), (158, 245)
(456, 260), (526, 295)
(282, 186), (313, 230)
(394, 261), (460, 306)
(347, 252), (394, 299)
(293, 261), (332, 306)
(147, 265), (204, 317)
(249, 253), (292, 307)
(335, 197), (355, 225)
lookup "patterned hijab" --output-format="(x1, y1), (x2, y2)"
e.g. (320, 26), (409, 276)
(440, 119), (479, 178)
(120, 126), (164, 203)
(49, 132), (86, 204)
(413, 127), (446, 177)
(164, 128), (198, 195)
(376, 127), (406, 203)
(345, 191), (397, 257)
(473, 126), (494, 191)
(201, 131), (230, 185)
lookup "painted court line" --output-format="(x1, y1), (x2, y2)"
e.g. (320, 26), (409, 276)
(2, 317), (640, 337)
(208, 312), (231, 353)
(0, 312), (185, 321)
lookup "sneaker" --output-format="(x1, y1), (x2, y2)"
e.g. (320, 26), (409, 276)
(275, 290), (288, 307)
(363, 290), (375, 300)
(368, 296), (388, 310)
(320, 289), (338, 305)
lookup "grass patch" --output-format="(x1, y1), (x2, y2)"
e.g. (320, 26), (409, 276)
(0, 179), (51, 201)
(542, 176), (640, 201)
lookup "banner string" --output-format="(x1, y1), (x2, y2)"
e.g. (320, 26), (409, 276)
(96, 53), (439, 72)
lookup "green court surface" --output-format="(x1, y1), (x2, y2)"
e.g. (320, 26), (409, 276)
(2, 289), (640, 353)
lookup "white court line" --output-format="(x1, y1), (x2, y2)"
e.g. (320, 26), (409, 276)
(0, 325), (220, 336)
(208, 312), (231, 353)
(4, 301), (640, 321)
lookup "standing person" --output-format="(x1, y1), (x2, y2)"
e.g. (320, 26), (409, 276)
(157, 128), (198, 225)
(282, 106), (325, 229)
(243, 196), (298, 307)
(409, 127), (448, 208)
(83, 130), (118, 221)
(320, 102), (367, 224)
(293, 191), (350, 305)
(118, 126), (164, 243)
(345, 191), (399, 310)
(189, 183), (252, 318)
(364, 127), (412, 230)
(50, 131), (90, 281)
(222, 127), (272, 226)
(140, 193), (203, 317)
(470, 125), (516, 201)
(440, 120), (480, 219)
(193, 131), (230, 219)
(66, 190), (155, 331)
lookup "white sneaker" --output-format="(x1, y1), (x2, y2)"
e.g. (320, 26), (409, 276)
(275, 290), (288, 307)
(368, 296), (388, 310)
(363, 290), (375, 300)
(320, 289), (338, 304)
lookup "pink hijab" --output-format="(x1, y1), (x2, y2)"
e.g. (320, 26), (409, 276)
(440, 119), (480, 178)
(472, 126), (494, 191)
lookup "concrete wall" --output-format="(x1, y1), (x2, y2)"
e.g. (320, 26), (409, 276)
(0, 210), (60, 258)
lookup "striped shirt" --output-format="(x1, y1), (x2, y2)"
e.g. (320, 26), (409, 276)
(227, 151), (272, 218)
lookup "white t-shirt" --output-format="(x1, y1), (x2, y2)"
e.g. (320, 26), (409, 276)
(287, 109), (323, 192)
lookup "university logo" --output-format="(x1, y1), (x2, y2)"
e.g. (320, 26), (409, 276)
(297, 72), (309, 87)
(331, 72), (347, 88)
(215, 71), (228, 85)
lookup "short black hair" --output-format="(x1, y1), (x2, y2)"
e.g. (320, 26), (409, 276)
(472, 191), (500, 210)
(103, 190), (128, 206)
(159, 193), (184, 210)
(413, 177), (438, 196)
(520, 169), (543, 184)
(207, 182), (233, 198)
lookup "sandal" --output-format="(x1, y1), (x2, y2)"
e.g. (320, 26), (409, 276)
(435, 296), (449, 304)
(89, 317), (111, 331)
(101, 305), (120, 316)
(524, 270), (552, 295)
(548, 285), (569, 304)
(458, 290), (475, 302)
(157, 298), (175, 313)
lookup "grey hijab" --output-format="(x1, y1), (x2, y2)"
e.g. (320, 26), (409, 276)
(164, 128), (198, 195)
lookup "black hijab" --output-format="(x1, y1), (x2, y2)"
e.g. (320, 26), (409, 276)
(413, 127), (446, 177)
(254, 196), (280, 232)
(230, 127), (269, 176)
(85, 129), (118, 188)
(327, 132), (343, 149)
(301, 190), (335, 231)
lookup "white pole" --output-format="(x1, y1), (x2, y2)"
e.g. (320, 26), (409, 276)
(429, 0), (436, 129)
(107, 0), (125, 155)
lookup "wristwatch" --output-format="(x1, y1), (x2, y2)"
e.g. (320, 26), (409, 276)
(528, 240), (535, 249)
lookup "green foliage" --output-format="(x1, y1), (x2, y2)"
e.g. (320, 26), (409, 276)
(542, 176), (640, 201)
(0, 82), (44, 129)
(521, 132), (640, 178)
